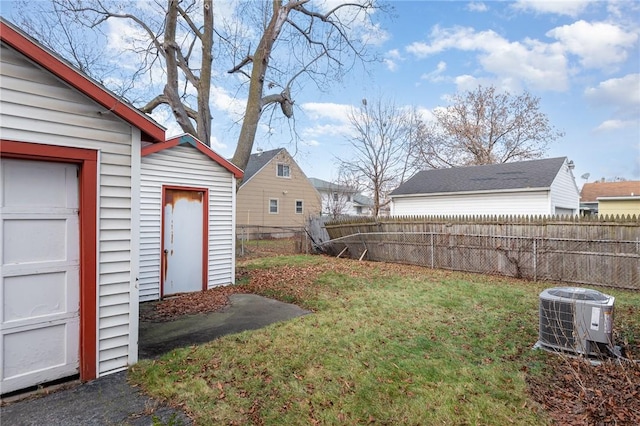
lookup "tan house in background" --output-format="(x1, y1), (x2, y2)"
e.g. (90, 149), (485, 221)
(580, 181), (640, 216)
(236, 148), (322, 227)
(598, 196), (640, 217)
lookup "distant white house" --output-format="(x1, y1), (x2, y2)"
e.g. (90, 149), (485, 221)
(390, 157), (580, 217)
(309, 177), (374, 217)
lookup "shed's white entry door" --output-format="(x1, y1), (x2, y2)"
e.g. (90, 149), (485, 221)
(0, 159), (80, 395)
(163, 188), (204, 296)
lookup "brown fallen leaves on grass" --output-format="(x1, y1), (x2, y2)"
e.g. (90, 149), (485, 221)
(140, 260), (345, 322)
(139, 257), (425, 322)
(527, 356), (640, 425)
(139, 256), (640, 425)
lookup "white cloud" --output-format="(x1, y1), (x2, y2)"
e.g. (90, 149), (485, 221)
(415, 106), (435, 123)
(384, 49), (403, 72)
(303, 123), (353, 139)
(209, 135), (227, 151)
(481, 37), (568, 91)
(466, 2), (488, 12)
(593, 119), (636, 132)
(387, 49), (402, 60)
(300, 102), (356, 140)
(584, 74), (640, 108)
(360, 22), (390, 47)
(406, 25), (491, 57)
(301, 102), (353, 123)
(453, 75), (523, 94)
(318, 0), (389, 46)
(420, 61), (447, 82)
(384, 59), (398, 72)
(406, 26), (568, 91)
(152, 109), (183, 138)
(210, 85), (246, 118)
(512, 0), (592, 17)
(547, 20), (638, 69)
(585, 74), (640, 132)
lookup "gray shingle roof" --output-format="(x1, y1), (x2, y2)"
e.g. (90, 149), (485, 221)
(390, 157), (567, 196)
(242, 148), (284, 183)
(352, 193), (373, 207)
(308, 177), (349, 192)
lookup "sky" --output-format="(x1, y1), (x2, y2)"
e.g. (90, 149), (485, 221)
(2, 0), (639, 187)
(292, 0), (640, 186)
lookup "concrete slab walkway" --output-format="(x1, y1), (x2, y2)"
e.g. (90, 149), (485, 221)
(1, 294), (311, 425)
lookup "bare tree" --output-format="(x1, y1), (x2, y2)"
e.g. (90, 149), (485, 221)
(13, 0), (380, 173)
(339, 98), (420, 216)
(227, 1), (379, 172)
(412, 86), (564, 168)
(322, 169), (364, 218)
(323, 182), (351, 218)
(14, 0), (215, 143)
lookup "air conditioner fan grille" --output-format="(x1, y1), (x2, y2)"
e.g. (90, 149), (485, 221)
(539, 299), (575, 348)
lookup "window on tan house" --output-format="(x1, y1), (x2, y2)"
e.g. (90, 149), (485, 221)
(295, 200), (303, 214)
(269, 198), (279, 214)
(277, 163), (290, 178)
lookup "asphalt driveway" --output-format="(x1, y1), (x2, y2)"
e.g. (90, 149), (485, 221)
(1, 294), (311, 425)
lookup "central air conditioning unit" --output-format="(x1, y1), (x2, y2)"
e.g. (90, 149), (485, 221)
(538, 287), (614, 356)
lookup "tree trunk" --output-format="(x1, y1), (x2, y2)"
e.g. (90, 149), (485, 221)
(164, 0), (198, 137)
(231, 0), (293, 173)
(196, 0), (213, 145)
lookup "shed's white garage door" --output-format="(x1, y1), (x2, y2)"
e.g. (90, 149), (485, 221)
(1, 159), (80, 394)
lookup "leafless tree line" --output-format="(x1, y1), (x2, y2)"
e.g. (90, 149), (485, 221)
(338, 87), (564, 216)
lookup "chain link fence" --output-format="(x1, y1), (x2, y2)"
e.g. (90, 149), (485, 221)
(322, 232), (640, 290)
(236, 225), (313, 258)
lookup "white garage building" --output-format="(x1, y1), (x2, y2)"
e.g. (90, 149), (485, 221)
(390, 157), (580, 217)
(0, 19), (165, 394)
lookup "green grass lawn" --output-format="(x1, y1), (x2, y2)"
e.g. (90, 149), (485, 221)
(129, 255), (640, 425)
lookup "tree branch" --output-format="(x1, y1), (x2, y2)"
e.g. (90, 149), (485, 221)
(176, 3), (203, 40)
(139, 94), (168, 113)
(228, 55), (253, 74)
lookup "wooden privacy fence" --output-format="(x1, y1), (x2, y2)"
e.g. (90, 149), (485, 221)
(321, 216), (640, 291)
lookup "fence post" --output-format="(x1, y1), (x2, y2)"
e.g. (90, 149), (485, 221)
(430, 233), (435, 268)
(533, 238), (537, 282)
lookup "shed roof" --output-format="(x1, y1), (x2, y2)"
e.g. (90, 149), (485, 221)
(0, 18), (165, 143)
(391, 157), (567, 197)
(580, 181), (640, 202)
(141, 134), (243, 178)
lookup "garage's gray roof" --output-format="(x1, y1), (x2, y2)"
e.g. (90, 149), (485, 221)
(391, 157), (567, 196)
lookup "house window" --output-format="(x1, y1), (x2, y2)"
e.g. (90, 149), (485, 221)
(277, 163), (290, 178)
(356, 206), (362, 214)
(269, 199), (279, 214)
(295, 200), (303, 214)
(333, 192), (338, 201)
